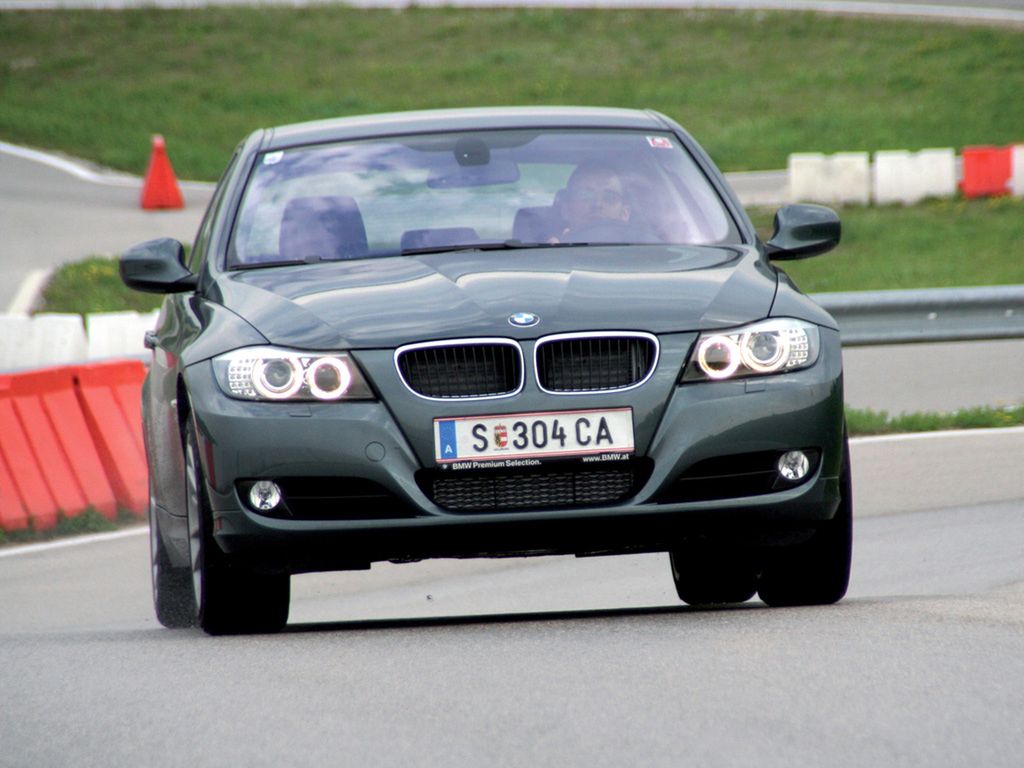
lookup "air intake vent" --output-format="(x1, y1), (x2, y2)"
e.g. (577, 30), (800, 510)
(424, 466), (640, 512)
(397, 340), (522, 399)
(536, 333), (658, 393)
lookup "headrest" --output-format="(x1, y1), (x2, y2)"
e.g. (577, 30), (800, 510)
(279, 196), (368, 262)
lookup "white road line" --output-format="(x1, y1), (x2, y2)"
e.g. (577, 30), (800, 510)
(352, 0), (1024, 24)
(0, 140), (136, 186)
(0, 140), (212, 192)
(0, 526), (147, 559)
(851, 425), (1024, 445)
(2, 0), (1024, 23)
(5, 267), (52, 315)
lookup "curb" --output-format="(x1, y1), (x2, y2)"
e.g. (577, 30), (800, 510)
(0, 139), (213, 193)
(2, 0), (1024, 26)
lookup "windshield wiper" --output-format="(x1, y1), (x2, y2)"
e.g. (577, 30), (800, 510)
(233, 240), (643, 267)
(232, 253), (348, 269)
(231, 258), (310, 270)
(398, 239), (606, 256)
(399, 240), (533, 256)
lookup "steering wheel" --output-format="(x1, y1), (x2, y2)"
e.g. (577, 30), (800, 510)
(563, 218), (642, 243)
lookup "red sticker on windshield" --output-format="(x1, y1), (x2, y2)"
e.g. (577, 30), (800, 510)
(647, 136), (673, 149)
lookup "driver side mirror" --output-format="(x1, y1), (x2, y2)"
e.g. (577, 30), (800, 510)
(119, 238), (198, 293)
(765, 204), (841, 261)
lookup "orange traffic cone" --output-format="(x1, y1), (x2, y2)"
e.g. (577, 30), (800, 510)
(140, 134), (185, 210)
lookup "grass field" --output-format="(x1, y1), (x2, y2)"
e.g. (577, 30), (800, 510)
(2, 8), (1023, 180)
(749, 197), (1024, 292)
(40, 255), (166, 315)
(8, 7), (1024, 294)
(845, 405), (1024, 435)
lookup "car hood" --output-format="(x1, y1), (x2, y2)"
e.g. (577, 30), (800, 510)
(214, 245), (777, 349)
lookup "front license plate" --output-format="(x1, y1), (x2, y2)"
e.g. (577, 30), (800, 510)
(434, 408), (634, 464)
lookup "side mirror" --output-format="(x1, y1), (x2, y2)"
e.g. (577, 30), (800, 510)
(119, 238), (198, 293)
(765, 204), (841, 261)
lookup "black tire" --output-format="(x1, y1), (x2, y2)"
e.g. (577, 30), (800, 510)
(757, 431), (853, 607)
(150, 504), (196, 628)
(185, 419), (290, 635)
(670, 547), (758, 606)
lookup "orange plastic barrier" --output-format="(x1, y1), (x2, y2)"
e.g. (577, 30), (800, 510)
(960, 146), (1013, 198)
(0, 361), (148, 532)
(73, 362), (148, 514)
(0, 436), (29, 532)
(140, 134), (185, 210)
(0, 377), (50, 531)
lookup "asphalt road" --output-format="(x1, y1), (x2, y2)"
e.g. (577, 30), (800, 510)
(1, 432), (1023, 767)
(0, 145), (213, 314)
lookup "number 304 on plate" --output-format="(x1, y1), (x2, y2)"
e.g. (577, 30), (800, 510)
(434, 408), (634, 463)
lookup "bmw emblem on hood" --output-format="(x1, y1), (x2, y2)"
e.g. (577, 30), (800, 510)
(509, 312), (539, 328)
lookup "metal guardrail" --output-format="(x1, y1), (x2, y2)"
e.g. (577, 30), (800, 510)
(812, 285), (1024, 346)
(3, 288), (1022, 373)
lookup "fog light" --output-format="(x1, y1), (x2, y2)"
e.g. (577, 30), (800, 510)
(249, 480), (282, 511)
(777, 451), (810, 482)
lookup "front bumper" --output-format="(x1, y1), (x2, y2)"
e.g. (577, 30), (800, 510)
(186, 329), (845, 573)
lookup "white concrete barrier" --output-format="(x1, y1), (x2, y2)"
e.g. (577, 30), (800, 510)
(788, 152), (870, 205)
(86, 310), (159, 361)
(1012, 145), (1024, 197)
(34, 313), (90, 367)
(873, 148), (956, 205)
(0, 310), (158, 372)
(916, 148), (959, 202)
(0, 313), (89, 371)
(0, 314), (37, 371)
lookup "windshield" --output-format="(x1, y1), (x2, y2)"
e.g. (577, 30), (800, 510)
(229, 129), (741, 267)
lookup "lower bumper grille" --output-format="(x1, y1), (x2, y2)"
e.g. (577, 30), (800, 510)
(421, 461), (649, 512)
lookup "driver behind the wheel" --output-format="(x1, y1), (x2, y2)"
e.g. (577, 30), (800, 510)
(549, 163), (632, 244)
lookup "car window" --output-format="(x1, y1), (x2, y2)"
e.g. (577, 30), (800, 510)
(191, 147), (241, 273)
(229, 129), (741, 267)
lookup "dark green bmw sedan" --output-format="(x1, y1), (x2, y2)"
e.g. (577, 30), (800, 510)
(121, 107), (849, 634)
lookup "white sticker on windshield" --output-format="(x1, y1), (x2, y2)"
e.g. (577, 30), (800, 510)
(647, 136), (673, 149)
(263, 151), (284, 166)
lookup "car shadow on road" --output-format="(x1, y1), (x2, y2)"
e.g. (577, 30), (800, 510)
(283, 601), (767, 634)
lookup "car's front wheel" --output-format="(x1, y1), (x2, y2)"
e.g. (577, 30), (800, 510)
(185, 419), (290, 635)
(757, 431), (853, 607)
(150, 502), (195, 628)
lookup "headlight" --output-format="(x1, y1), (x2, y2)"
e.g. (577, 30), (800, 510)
(213, 347), (374, 401)
(681, 319), (820, 382)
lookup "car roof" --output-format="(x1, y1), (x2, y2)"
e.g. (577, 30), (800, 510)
(261, 106), (675, 149)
